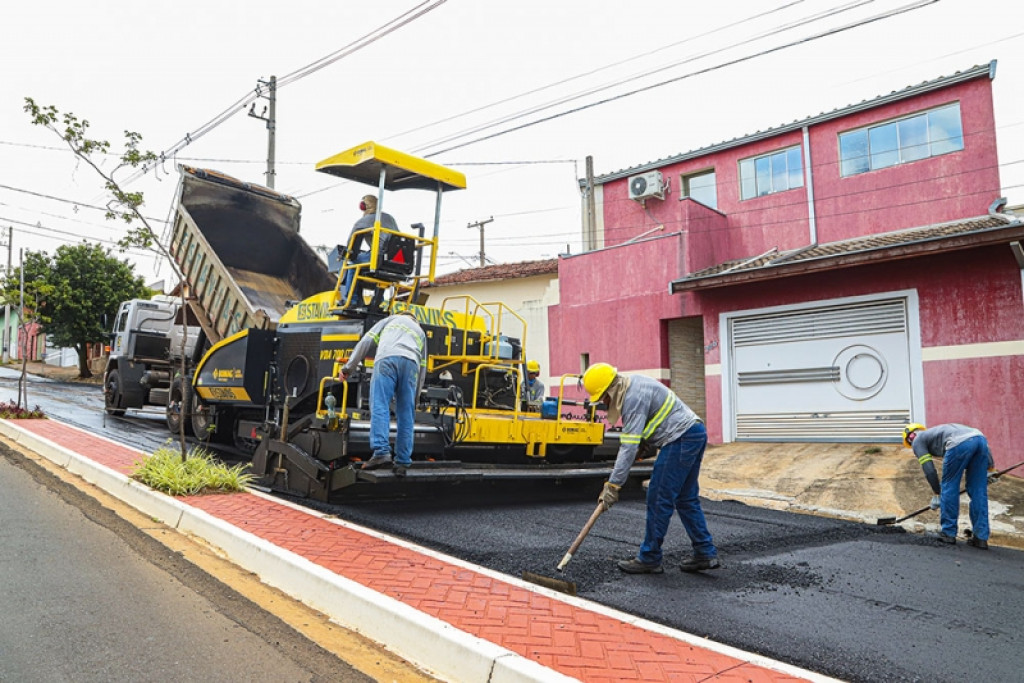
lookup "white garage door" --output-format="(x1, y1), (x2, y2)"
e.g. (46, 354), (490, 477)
(729, 297), (911, 442)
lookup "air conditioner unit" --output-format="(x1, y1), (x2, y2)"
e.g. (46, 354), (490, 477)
(628, 170), (664, 201)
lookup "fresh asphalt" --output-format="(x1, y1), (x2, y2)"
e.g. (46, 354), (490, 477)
(2, 368), (1021, 683)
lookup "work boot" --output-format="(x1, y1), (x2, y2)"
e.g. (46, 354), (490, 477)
(680, 555), (721, 572)
(392, 463), (408, 478)
(926, 532), (956, 544)
(617, 558), (664, 574)
(362, 453), (392, 470)
(966, 536), (989, 550)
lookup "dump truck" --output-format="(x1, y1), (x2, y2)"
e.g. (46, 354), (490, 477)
(109, 143), (642, 500)
(102, 166), (335, 432)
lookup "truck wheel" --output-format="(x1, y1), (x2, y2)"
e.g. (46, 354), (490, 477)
(104, 370), (126, 417)
(166, 377), (194, 436)
(191, 401), (216, 444)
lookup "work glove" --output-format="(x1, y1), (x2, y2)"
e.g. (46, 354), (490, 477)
(929, 495), (941, 510)
(987, 470), (998, 484)
(599, 481), (620, 510)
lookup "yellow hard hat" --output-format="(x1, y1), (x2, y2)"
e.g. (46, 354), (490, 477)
(526, 360), (540, 374)
(903, 423), (926, 448)
(582, 363), (617, 402)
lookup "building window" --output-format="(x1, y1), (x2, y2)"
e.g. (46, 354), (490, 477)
(681, 169), (717, 209)
(739, 146), (803, 200)
(839, 102), (964, 177)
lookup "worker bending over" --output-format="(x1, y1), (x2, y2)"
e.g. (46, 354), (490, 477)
(583, 362), (719, 574)
(341, 310), (426, 477)
(903, 422), (993, 548)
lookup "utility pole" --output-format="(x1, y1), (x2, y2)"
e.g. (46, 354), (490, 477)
(467, 217), (494, 267)
(2, 226), (11, 365)
(248, 75), (277, 188)
(584, 156), (597, 252)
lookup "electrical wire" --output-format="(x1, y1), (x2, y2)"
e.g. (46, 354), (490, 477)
(413, 0), (883, 154)
(421, 0), (940, 158)
(119, 1), (448, 186)
(387, 0), (812, 142)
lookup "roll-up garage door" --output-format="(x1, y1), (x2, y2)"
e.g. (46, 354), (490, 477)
(730, 298), (911, 442)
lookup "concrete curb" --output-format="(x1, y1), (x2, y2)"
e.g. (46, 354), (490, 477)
(0, 419), (575, 683)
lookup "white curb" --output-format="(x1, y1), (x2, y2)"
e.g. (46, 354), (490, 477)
(0, 419), (576, 683)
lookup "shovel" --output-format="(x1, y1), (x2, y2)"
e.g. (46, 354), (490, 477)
(876, 459), (1024, 525)
(522, 501), (606, 596)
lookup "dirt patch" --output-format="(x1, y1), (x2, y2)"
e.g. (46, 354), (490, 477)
(2, 360), (103, 385)
(700, 441), (1024, 549)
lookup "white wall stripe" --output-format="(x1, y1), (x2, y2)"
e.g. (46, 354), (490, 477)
(922, 340), (1024, 361)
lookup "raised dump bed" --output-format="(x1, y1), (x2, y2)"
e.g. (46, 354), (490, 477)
(168, 166), (335, 343)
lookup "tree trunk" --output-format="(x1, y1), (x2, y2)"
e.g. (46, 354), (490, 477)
(77, 344), (93, 379)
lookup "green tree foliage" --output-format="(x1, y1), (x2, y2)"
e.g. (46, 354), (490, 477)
(4, 244), (147, 378)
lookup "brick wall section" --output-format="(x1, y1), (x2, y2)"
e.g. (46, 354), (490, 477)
(668, 317), (706, 420)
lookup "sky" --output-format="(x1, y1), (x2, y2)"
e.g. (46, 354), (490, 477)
(2, 0), (1022, 288)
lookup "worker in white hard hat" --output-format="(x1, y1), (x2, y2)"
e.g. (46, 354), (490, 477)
(581, 362), (719, 574)
(521, 360), (544, 410)
(903, 422), (993, 548)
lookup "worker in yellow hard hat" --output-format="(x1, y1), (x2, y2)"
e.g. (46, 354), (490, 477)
(581, 362), (718, 574)
(903, 422), (993, 548)
(520, 360), (544, 410)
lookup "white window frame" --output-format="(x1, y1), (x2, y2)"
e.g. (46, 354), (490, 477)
(838, 102), (964, 177)
(739, 145), (804, 200)
(680, 168), (717, 209)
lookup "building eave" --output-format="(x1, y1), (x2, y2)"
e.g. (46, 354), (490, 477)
(588, 60), (996, 187)
(670, 217), (1024, 293)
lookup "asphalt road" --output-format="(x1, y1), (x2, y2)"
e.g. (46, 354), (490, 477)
(0, 441), (372, 683)
(4, 370), (1022, 683)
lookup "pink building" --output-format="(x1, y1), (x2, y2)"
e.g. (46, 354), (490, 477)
(551, 61), (1024, 469)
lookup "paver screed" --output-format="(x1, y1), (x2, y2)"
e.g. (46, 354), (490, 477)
(14, 419), (817, 683)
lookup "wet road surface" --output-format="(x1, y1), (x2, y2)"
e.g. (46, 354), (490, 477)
(4, 371), (1021, 683)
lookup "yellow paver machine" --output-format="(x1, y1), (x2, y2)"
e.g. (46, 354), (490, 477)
(185, 142), (640, 500)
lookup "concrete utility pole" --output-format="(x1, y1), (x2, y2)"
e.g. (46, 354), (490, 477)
(248, 75), (277, 188)
(467, 217), (494, 267)
(584, 156), (597, 252)
(2, 226), (11, 364)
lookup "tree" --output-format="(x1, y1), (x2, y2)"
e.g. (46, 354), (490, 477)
(4, 245), (148, 378)
(24, 97), (191, 456)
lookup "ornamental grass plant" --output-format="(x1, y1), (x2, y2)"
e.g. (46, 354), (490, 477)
(133, 444), (253, 496)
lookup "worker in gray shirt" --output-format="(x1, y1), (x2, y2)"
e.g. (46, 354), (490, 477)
(341, 310), (426, 476)
(903, 422), (993, 548)
(582, 363), (719, 574)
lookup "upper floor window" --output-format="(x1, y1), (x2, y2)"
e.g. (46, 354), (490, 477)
(839, 102), (964, 177)
(681, 169), (717, 209)
(739, 146), (803, 200)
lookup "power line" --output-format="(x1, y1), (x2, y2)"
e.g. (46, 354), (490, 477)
(421, 0), (939, 157)
(119, 1), (448, 186)
(387, 0), (812, 143)
(413, 0), (883, 155)
(0, 183), (167, 224)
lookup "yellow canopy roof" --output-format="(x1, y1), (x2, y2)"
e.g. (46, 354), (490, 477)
(315, 141), (466, 192)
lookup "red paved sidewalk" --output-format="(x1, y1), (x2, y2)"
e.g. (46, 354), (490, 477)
(14, 419), (820, 683)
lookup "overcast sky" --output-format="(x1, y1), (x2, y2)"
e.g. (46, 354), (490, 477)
(2, 0), (1021, 287)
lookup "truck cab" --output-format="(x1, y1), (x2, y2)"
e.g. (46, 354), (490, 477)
(103, 297), (202, 417)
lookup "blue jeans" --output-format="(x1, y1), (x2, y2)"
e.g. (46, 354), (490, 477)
(637, 422), (716, 565)
(369, 355), (417, 467)
(340, 251), (371, 306)
(940, 435), (990, 540)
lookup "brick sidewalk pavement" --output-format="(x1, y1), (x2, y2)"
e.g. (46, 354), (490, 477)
(13, 418), (828, 682)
